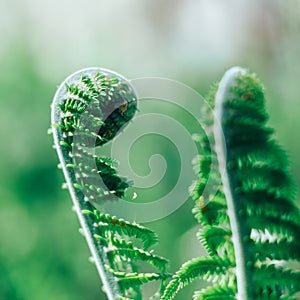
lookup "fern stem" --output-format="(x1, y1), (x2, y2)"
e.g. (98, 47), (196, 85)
(214, 67), (254, 300)
(51, 69), (121, 300)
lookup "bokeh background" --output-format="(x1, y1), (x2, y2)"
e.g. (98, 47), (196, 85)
(1, 0), (300, 299)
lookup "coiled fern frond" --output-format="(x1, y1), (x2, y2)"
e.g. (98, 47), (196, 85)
(161, 67), (300, 300)
(51, 68), (169, 300)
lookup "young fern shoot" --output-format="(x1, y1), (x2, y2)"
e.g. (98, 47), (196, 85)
(161, 67), (300, 300)
(51, 68), (169, 300)
(51, 66), (300, 300)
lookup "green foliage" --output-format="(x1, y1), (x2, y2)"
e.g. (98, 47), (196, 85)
(82, 210), (158, 250)
(193, 285), (235, 300)
(162, 67), (300, 300)
(161, 257), (234, 300)
(108, 269), (169, 293)
(51, 69), (169, 300)
(52, 67), (300, 300)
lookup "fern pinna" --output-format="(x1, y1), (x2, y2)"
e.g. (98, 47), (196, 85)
(51, 68), (169, 300)
(161, 67), (300, 300)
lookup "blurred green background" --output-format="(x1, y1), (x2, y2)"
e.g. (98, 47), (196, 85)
(1, 1), (300, 299)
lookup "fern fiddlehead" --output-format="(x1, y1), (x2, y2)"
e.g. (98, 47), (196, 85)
(161, 67), (300, 300)
(51, 66), (300, 300)
(51, 68), (169, 300)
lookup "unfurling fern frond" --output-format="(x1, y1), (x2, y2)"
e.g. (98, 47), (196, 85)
(51, 68), (169, 300)
(52, 66), (300, 300)
(162, 67), (300, 300)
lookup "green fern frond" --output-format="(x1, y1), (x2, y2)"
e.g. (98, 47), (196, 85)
(107, 268), (170, 298)
(212, 67), (300, 299)
(253, 265), (300, 298)
(106, 248), (168, 272)
(82, 209), (158, 249)
(251, 239), (300, 261)
(70, 145), (130, 201)
(163, 66), (300, 300)
(105, 236), (135, 250)
(160, 257), (234, 300)
(244, 190), (300, 224)
(52, 66), (300, 300)
(193, 285), (235, 300)
(51, 68), (168, 300)
(197, 226), (232, 258)
(192, 194), (228, 227)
